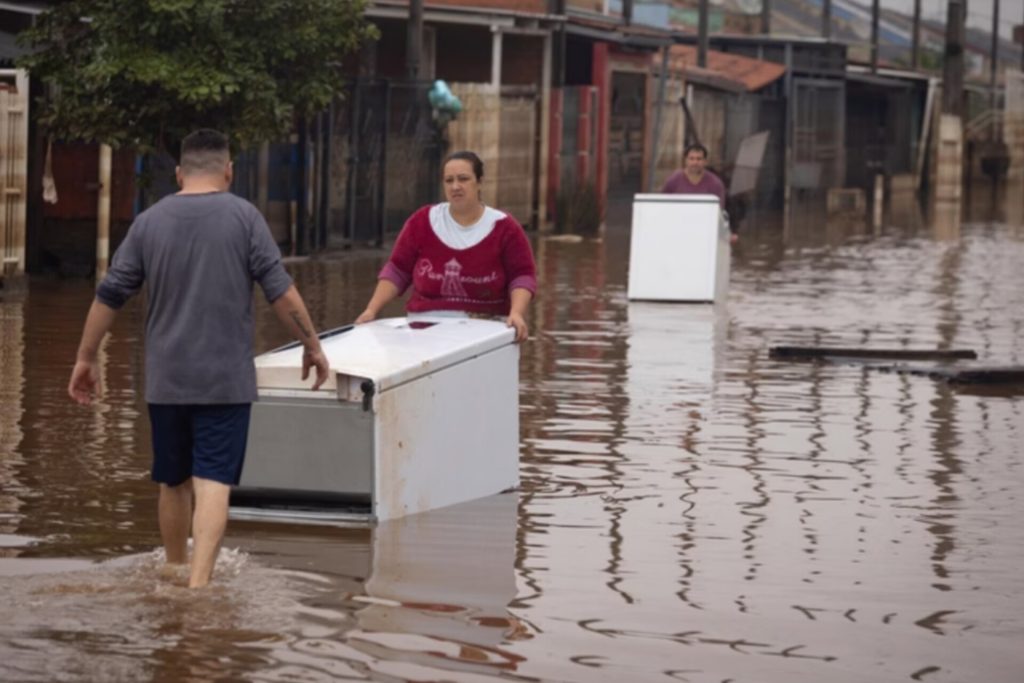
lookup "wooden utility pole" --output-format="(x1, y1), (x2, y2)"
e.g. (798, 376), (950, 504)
(990, 0), (1000, 120)
(698, 0), (709, 67)
(912, 0), (921, 69)
(406, 0), (423, 80)
(943, 0), (965, 116)
(871, 0), (880, 73)
(552, 0), (566, 87)
(822, 0), (831, 39)
(761, 0), (770, 35)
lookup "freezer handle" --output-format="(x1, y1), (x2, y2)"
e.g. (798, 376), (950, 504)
(361, 380), (375, 411)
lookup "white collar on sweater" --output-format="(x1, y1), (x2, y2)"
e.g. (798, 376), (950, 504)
(429, 203), (506, 250)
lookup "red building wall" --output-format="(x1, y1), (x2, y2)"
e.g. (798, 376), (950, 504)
(43, 143), (135, 223)
(39, 142), (136, 273)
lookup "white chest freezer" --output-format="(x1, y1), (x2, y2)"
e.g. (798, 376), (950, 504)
(230, 317), (520, 524)
(627, 193), (730, 302)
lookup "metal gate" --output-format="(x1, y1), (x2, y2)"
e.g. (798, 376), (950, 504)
(330, 80), (443, 247)
(791, 78), (845, 191)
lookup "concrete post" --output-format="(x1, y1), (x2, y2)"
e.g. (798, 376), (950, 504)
(491, 28), (503, 88)
(539, 33), (552, 227)
(257, 142), (269, 217)
(873, 173), (884, 229)
(96, 144), (112, 280)
(942, 0), (966, 117)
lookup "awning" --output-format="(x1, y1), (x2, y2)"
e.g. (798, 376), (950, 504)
(367, 0), (562, 30)
(661, 44), (786, 93)
(846, 71), (917, 89)
(565, 14), (673, 49)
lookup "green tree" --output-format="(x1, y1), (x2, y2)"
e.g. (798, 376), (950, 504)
(17, 0), (377, 153)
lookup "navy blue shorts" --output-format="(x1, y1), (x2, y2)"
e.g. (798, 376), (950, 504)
(148, 404), (252, 487)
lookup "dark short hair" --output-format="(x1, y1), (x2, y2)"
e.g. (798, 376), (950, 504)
(684, 143), (709, 159)
(180, 129), (230, 174)
(444, 150), (484, 180)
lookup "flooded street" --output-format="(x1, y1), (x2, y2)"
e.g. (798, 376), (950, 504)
(1, 201), (1023, 682)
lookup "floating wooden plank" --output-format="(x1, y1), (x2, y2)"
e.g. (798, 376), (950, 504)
(769, 346), (977, 361)
(880, 365), (1024, 385)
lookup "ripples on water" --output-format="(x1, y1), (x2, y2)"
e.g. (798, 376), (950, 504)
(1, 206), (1022, 681)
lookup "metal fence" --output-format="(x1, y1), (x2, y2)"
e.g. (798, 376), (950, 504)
(791, 78), (845, 191)
(329, 79), (444, 247)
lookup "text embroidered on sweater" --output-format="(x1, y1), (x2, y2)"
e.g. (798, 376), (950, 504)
(416, 258), (499, 298)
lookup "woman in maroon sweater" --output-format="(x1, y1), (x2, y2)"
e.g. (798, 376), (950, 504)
(355, 151), (537, 341)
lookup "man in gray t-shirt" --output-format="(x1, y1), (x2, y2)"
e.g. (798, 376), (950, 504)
(68, 129), (329, 589)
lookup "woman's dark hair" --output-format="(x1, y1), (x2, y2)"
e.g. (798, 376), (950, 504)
(684, 143), (709, 159)
(444, 150), (484, 180)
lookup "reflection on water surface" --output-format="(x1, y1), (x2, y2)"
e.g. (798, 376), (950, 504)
(1, 204), (1022, 681)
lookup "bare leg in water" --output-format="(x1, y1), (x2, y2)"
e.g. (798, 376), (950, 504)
(159, 480), (193, 566)
(189, 477), (231, 588)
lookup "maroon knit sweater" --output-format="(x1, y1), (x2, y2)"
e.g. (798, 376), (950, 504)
(379, 205), (537, 316)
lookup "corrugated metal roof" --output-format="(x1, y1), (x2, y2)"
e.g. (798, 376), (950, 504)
(566, 14), (673, 47)
(664, 45), (786, 93)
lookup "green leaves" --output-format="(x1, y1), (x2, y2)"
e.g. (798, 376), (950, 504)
(17, 0), (378, 153)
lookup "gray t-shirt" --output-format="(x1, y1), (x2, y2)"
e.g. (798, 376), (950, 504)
(96, 192), (293, 404)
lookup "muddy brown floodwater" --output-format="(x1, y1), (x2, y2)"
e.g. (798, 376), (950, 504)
(1, 198), (1022, 682)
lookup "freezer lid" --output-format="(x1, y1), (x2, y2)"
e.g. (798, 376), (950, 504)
(255, 316), (516, 392)
(633, 193), (720, 205)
